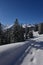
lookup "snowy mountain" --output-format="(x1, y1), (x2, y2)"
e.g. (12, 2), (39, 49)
(1, 23), (13, 31)
(22, 24), (35, 28)
(4, 24), (13, 30)
(1, 23), (35, 31)
(0, 24), (6, 30)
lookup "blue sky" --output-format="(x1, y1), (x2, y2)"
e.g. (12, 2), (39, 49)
(0, 0), (43, 25)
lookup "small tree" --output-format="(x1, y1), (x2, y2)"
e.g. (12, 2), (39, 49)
(38, 23), (43, 34)
(25, 25), (29, 39)
(29, 31), (33, 38)
(34, 24), (38, 31)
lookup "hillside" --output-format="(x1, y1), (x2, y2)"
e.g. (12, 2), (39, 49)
(0, 31), (43, 65)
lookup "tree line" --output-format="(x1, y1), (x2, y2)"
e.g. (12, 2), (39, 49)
(0, 19), (34, 45)
(0, 19), (25, 45)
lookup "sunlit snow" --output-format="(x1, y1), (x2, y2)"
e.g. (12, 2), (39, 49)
(0, 31), (43, 65)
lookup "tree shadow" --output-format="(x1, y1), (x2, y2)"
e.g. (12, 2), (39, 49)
(14, 40), (43, 65)
(33, 41), (43, 50)
(14, 40), (36, 65)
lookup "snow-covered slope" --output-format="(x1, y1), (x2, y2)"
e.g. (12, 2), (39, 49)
(22, 24), (34, 28)
(4, 24), (13, 30)
(32, 31), (43, 42)
(0, 31), (43, 65)
(0, 41), (30, 65)
(0, 23), (13, 30)
(20, 31), (43, 65)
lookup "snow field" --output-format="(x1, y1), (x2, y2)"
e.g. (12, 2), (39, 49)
(0, 31), (43, 65)
(0, 41), (30, 65)
(21, 31), (43, 65)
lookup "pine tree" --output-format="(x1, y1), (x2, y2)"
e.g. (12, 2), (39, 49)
(25, 25), (28, 39)
(20, 24), (24, 41)
(5, 29), (10, 44)
(13, 19), (24, 42)
(34, 24), (38, 31)
(13, 19), (20, 42)
(0, 23), (3, 45)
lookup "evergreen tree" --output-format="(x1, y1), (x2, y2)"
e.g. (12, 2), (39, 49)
(0, 23), (3, 45)
(34, 24), (38, 31)
(5, 29), (10, 44)
(13, 19), (24, 42)
(13, 19), (20, 42)
(20, 24), (24, 41)
(25, 25), (28, 39)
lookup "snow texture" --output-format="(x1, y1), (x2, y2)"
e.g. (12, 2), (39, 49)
(0, 41), (30, 65)
(0, 31), (43, 65)
(20, 31), (43, 65)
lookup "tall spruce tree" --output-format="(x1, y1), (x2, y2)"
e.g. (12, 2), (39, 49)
(13, 19), (24, 42)
(0, 23), (3, 45)
(13, 19), (20, 42)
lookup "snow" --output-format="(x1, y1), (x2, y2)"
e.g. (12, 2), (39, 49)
(2, 24), (34, 30)
(0, 42), (25, 53)
(22, 24), (34, 28)
(32, 31), (43, 42)
(4, 24), (13, 30)
(0, 31), (43, 65)
(20, 46), (43, 65)
(0, 41), (30, 65)
(19, 31), (43, 65)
